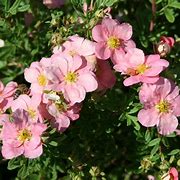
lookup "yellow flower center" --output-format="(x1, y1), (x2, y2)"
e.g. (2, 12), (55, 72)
(136, 64), (149, 74)
(107, 36), (121, 49)
(65, 72), (77, 83)
(69, 50), (77, 57)
(37, 74), (47, 86)
(27, 108), (36, 119)
(155, 100), (170, 113)
(17, 129), (32, 142)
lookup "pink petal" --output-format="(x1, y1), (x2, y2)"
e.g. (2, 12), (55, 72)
(126, 48), (145, 66)
(157, 78), (171, 99)
(139, 83), (157, 104)
(79, 39), (95, 56)
(124, 40), (136, 51)
(1, 121), (17, 139)
(140, 76), (159, 84)
(102, 18), (118, 36)
(11, 95), (29, 112)
(143, 67), (163, 76)
(31, 123), (47, 136)
(146, 55), (169, 68)
(172, 96), (180, 116)
(92, 24), (108, 42)
(78, 73), (98, 92)
(123, 76), (140, 86)
(111, 49), (125, 65)
(30, 83), (44, 95)
(138, 108), (159, 127)
(24, 143), (43, 159)
(2, 81), (17, 98)
(55, 114), (70, 131)
(114, 23), (133, 40)
(166, 82), (179, 101)
(64, 84), (86, 104)
(52, 56), (68, 76)
(169, 167), (179, 180)
(24, 68), (40, 83)
(40, 57), (52, 67)
(158, 114), (178, 135)
(69, 56), (83, 72)
(24, 136), (41, 150)
(95, 42), (111, 60)
(2, 143), (24, 159)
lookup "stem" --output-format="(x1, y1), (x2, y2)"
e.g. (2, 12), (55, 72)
(150, 0), (156, 32)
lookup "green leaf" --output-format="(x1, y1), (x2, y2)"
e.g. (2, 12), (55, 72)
(8, 158), (21, 170)
(150, 144), (159, 156)
(0, 61), (7, 69)
(164, 8), (175, 23)
(148, 138), (160, 147)
(49, 141), (58, 146)
(17, 165), (29, 179)
(169, 2), (180, 9)
(95, 0), (118, 8)
(168, 149), (180, 156)
(1, 0), (11, 11)
(126, 114), (140, 131)
(8, 0), (21, 15)
(145, 129), (151, 142)
(17, 4), (30, 12)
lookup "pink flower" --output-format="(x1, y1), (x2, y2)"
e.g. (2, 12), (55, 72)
(95, 59), (116, 91)
(92, 18), (135, 62)
(11, 94), (43, 123)
(43, 0), (65, 9)
(0, 81), (17, 111)
(138, 78), (180, 135)
(161, 167), (178, 180)
(43, 90), (81, 131)
(62, 35), (95, 57)
(47, 55), (98, 104)
(1, 110), (47, 159)
(53, 35), (96, 70)
(114, 48), (169, 86)
(24, 58), (52, 95)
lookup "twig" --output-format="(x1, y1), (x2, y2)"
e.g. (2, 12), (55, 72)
(150, 0), (156, 32)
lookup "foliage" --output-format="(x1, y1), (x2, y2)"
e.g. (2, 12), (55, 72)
(0, 0), (180, 179)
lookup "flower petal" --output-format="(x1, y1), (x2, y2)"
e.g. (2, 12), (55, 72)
(138, 108), (159, 127)
(123, 76), (140, 86)
(114, 23), (133, 40)
(95, 42), (111, 60)
(158, 114), (178, 135)
(92, 24), (108, 42)
(78, 73), (98, 92)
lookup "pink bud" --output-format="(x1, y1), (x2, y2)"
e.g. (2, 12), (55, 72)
(160, 36), (175, 47)
(169, 167), (178, 180)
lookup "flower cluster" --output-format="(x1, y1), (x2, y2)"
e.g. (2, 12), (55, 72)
(0, 32), (116, 159)
(92, 18), (179, 136)
(0, 16), (179, 163)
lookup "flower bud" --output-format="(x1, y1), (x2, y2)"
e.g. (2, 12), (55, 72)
(155, 36), (175, 57)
